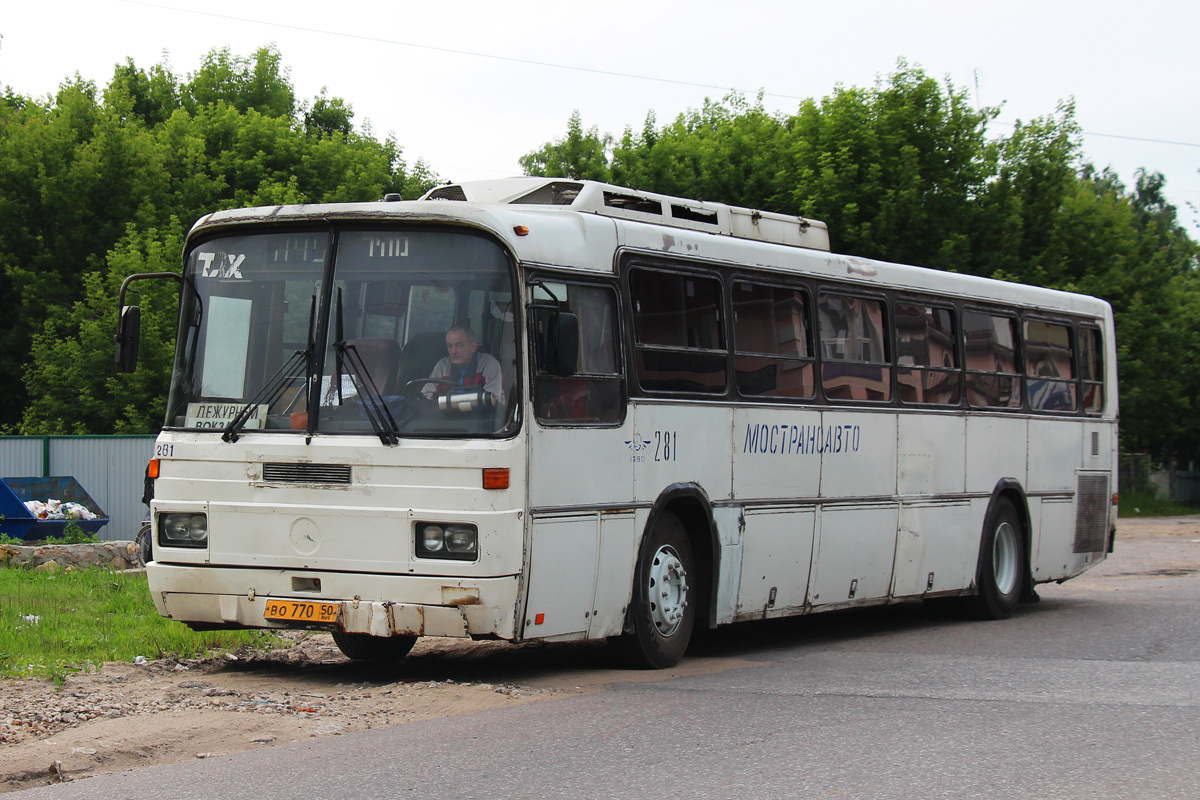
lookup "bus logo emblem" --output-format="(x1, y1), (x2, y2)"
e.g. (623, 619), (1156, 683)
(626, 434), (651, 462)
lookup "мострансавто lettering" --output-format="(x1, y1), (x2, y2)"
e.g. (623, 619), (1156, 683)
(742, 422), (861, 455)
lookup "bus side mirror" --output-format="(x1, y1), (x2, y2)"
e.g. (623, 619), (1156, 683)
(115, 305), (142, 373)
(547, 312), (579, 376)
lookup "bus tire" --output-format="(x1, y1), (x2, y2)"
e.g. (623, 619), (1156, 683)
(970, 497), (1025, 620)
(332, 632), (418, 661)
(135, 522), (152, 567)
(613, 511), (696, 669)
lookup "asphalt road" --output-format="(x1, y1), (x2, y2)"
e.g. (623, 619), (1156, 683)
(15, 518), (1200, 799)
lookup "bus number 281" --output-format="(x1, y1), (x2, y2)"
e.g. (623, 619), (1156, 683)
(654, 430), (677, 462)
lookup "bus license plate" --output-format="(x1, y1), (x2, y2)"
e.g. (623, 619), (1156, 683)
(263, 599), (338, 623)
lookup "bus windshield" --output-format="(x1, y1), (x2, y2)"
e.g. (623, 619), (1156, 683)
(165, 228), (517, 438)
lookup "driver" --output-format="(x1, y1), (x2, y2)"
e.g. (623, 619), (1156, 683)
(424, 325), (503, 405)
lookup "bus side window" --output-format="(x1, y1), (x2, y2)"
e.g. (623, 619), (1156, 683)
(1025, 319), (1077, 413)
(817, 292), (891, 402)
(1079, 326), (1104, 414)
(963, 311), (1022, 409)
(533, 283), (624, 424)
(896, 301), (960, 406)
(629, 268), (728, 394)
(732, 281), (814, 399)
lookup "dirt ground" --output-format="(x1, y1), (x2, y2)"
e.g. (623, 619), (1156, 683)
(0, 614), (755, 792)
(1, 515), (1196, 793)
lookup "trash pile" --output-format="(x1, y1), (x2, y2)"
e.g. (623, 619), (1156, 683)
(23, 499), (98, 521)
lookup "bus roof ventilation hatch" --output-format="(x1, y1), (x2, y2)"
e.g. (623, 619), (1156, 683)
(510, 181), (584, 206)
(425, 185), (468, 201)
(419, 178), (831, 252)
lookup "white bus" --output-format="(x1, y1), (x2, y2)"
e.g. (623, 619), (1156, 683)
(116, 178), (1117, 669)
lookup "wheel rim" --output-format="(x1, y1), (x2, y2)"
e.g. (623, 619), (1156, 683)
(992, 521), (1019, 596)
(647, 544), (689, 637)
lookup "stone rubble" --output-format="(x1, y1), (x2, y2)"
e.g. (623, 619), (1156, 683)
(0, 639), (544, 749)
(0, 541), (141, 572)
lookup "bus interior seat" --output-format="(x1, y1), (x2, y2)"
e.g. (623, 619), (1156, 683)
(399, 331), (447, 387)
(345, 338), (402, 395)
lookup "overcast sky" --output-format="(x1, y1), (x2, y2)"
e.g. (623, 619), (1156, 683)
(3, 0), (1198, 233)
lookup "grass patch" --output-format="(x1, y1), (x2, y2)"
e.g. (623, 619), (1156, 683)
(0, 568), (284, 682)
(1117, 489), (1198, 518)
(0, 520), (99, 546)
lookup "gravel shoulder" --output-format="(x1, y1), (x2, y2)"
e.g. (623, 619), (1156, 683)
(2, 515), (1195, 793)
(0, 629), (751, 793)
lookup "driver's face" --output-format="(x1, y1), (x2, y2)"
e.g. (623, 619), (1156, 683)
(445, 330), (477, 366)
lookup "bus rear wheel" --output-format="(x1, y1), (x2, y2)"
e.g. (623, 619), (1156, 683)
(970, 497), (1025, 620)
(613, 511), (696, 669)
(332, 632), (418, 661)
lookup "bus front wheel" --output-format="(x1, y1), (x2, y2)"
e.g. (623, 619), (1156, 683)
(332, 632), (418, 661)
(135, 522), (152, 567)
(613, 511), (696, 669)
(971, 497), (1025, 620)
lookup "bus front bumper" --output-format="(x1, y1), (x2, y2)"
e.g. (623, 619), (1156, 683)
(147, 563), (519, 640)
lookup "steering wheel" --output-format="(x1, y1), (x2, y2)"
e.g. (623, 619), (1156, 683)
(402, 377), (465, 401)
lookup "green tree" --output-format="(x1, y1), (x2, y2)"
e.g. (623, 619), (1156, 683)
(0, 77), (169, 425)
(181, 46), (295, 119)
(7, 47), (440, 434)
(107, 58), (181, 127)
(519, 110), (612, 181)
(553, 65), (995, 270)
(303, 88), (354, 138)
(21, 225), (183, 434)
(969, 101), (1083, 285)
(521, 62), (1200, 463)
(612, 93), (786, 210)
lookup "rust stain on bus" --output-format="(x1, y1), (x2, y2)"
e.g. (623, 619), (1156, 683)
(441, 586), (482, 606)
(388, 603), (426, 636)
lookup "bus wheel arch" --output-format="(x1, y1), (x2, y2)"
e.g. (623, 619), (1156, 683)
(972, 482), (1032, 619)
(613, 484), (718, 668)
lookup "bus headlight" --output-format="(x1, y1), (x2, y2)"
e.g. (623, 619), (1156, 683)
(445, 526), (477, 553)
(415, 522), (477, 560)
(421, 525), (445, 552)
(159, 512), (208, 548)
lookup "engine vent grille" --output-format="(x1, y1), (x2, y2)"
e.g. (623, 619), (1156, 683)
(1073, 473), (1110, 553)
(262, 463), (352, 485)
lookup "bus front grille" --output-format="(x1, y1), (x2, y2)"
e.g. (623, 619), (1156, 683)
(262, 462), (352, 485)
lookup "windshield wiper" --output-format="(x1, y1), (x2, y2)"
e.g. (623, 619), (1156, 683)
(334, 340), (400, 445)
(222, 349), (309, 443)
(331, 289), (399, 445)
(223, 295), (316, 443)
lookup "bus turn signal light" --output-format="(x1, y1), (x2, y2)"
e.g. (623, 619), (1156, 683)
(148, 459), (160, 479)
(483, 468), (510, 490)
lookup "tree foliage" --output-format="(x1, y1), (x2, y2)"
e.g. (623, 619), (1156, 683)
(6, 52), (1198, 462)
(524, 63), (1200, 460)
(21, 225), (184, 434)
(520, 110), (612, 181)
(1, 46), (440, 435)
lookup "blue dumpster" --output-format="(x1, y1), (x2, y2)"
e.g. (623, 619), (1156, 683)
(0, 476), (110, 540)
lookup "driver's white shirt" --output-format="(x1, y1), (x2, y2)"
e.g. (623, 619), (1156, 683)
(425, 351), (503, 404)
